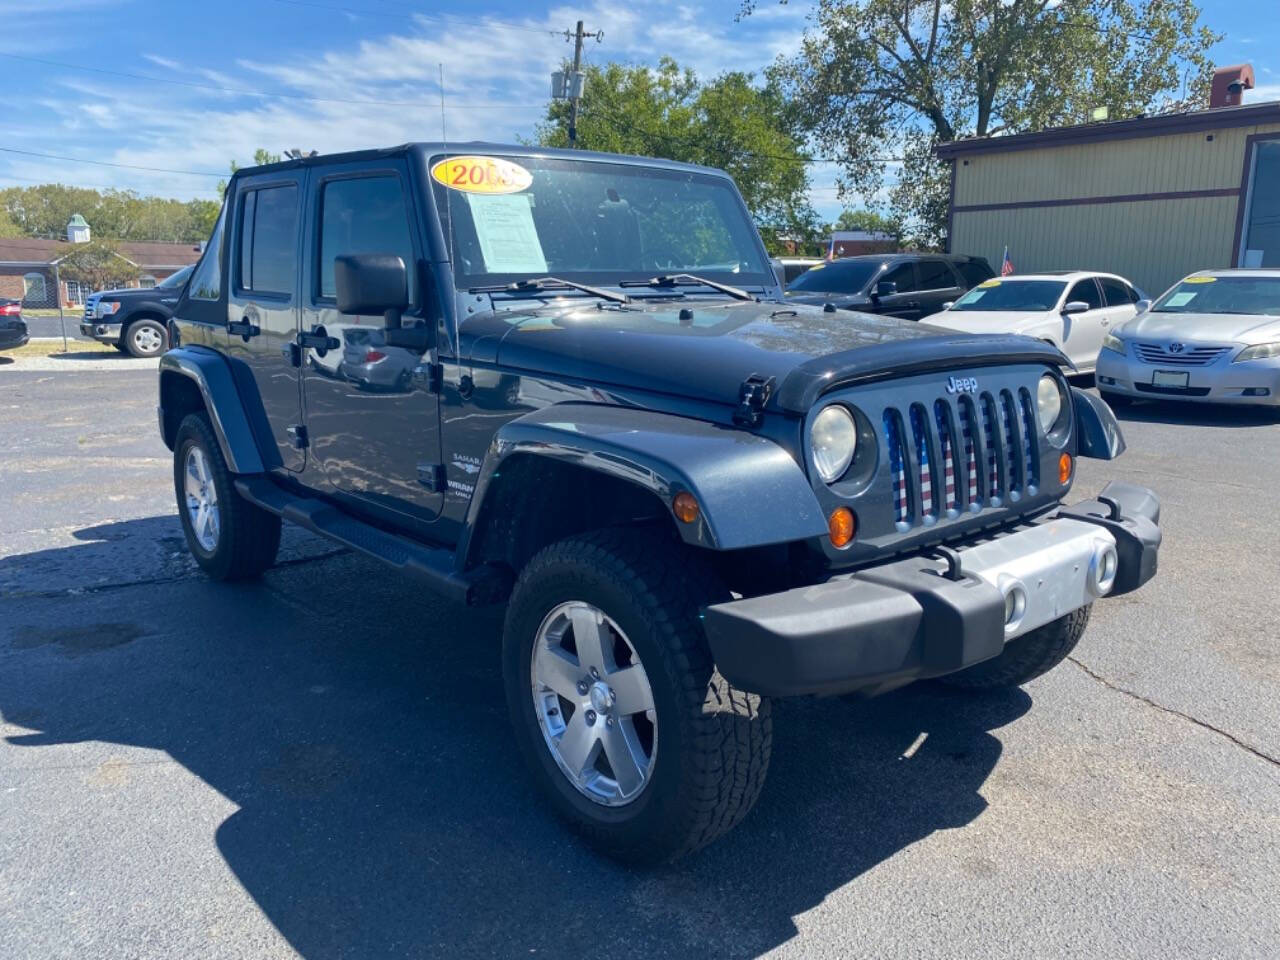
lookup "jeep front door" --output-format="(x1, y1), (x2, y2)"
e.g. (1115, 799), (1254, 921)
(300, 162), (444, 525)
(225, 173), (304, 472)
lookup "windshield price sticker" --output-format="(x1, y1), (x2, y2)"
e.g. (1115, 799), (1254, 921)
(978, 279), (1001, 288)
(1183, 276), (1217, 284)
(431, 156), (533, 195)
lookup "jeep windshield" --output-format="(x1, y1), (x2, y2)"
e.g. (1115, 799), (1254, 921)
(1152, 276), (1280, 315)
(429, 153), (772, 293)
(949, 280), (1066, 312)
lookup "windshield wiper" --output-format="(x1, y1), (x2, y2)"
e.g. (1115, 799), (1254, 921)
(469, 276), (630, 305)
(620, 273), (753, 301)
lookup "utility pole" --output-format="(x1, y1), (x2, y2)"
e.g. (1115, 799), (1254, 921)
(552, 21), (601, 147)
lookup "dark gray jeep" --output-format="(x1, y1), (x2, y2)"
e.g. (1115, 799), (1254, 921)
(157, 144), (1162, 863)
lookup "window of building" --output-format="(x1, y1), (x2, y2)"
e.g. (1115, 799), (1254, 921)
(917, 259), (958, 290)
(237, 184), (298, 295)
(190, 202), (227, 301)
(65, 281), (86, 305)
(1066, 278), (1102, 310)
(139, 275), (157, 289)
(318, 175), (415, 300)
(1240, 139), (1280, 268)
(1099, 276), (1138, 306)
(22, 272), (48, 304)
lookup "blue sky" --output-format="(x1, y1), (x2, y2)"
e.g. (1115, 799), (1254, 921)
(2, 0), (1276, 224)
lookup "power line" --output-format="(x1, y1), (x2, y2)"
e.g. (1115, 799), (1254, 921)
(0, 147), (224, 178)
(268, 0), (560, 36)
(0, 52), (544, 110)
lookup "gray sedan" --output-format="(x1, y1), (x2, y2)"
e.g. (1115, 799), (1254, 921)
(1096, 269), (1280, 407)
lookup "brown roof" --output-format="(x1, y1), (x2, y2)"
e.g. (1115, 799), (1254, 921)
(935, 100), (1280, 159)
(0, 236), (203, 269)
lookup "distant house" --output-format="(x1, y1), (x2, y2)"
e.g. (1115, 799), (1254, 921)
(826, 229), (898, 257)
(0, 215), (204, 308)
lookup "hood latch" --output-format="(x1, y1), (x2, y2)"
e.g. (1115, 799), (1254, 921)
(733, 373), (776, 428)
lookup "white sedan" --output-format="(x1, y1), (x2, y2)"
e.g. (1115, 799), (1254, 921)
(920, 271), (1144, 373)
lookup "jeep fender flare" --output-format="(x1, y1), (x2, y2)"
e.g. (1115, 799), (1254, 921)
(459, 403), (828, 564)
(158, 348), (265, 474)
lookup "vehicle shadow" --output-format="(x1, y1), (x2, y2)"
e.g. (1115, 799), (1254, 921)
(1, 522), (1031, 959)
(1112, 399), (1280, 428)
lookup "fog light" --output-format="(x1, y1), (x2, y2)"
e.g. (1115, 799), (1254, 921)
(828, 507), (855, 548)
(1088, 541), (1119, 597)
(1098, 375), (1116, 386)
(672, 492), (699, 524)
(1058, 452), (1073, 486)
(1243, 387), (1271, 397)
(999, 575), (1028, 635)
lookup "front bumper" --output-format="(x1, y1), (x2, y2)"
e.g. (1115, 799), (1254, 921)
(1096, 346), (1280, 406)
(80, 320), (123, 344)
(704, 481), (1161, 697)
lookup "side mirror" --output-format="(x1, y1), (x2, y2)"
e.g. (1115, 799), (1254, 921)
(1063, 300), (1090, 315)
(1135, 298), (1152, 314)
(942, 301), (955, 310)
(334, 254), (409, 328)
(874, 280), (898, 298)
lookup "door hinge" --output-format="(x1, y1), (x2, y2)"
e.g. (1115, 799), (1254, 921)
(413, 362), (444, 394)
(417, 462), (447, 491)
(733, 373), (776, 428)
(287, 425), (309, 450)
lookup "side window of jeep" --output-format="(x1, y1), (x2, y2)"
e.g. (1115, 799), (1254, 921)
(318, 176), (416, 301)
(237, 184), (298, 296)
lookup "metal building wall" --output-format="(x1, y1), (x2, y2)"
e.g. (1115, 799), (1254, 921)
(948, 121), (1280, 296)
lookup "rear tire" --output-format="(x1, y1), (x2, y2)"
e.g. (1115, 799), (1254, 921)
(173, 413), (281, 581)
(502, 529), (771, 863)
(937, 606), (1091, 691)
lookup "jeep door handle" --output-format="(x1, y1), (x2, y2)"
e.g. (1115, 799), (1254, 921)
(298, 326), (340, 354)
(227, 317), (260, 340)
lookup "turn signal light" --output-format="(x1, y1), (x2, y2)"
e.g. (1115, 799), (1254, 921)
(672, 492), (700, 524)
(1058, 452), (1073, 486)
(828, 507), (856, 548)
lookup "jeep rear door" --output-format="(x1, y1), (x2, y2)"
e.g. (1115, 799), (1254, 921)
(299, 159), (445, 525)
(225, 172), (305, 472)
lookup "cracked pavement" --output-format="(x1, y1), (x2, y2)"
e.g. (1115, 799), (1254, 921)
(1, 367), (1277, 959)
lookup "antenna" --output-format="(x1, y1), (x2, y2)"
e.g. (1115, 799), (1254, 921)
(439, 62), (455, 272)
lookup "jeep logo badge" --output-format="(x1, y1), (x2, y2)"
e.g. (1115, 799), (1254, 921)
(946, 376), (978, 394)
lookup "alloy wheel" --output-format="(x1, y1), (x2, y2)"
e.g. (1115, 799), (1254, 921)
(183, 446), (220, 552)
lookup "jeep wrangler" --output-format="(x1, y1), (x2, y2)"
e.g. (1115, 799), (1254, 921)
(158, 144), (1161, 863)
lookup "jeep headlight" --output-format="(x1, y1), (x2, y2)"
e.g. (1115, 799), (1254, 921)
(1101, 332), (1126, 355)
(810, 404), (857, 483)
(1234, 342), (1280, 363)
(1037, 374), (1067, 433)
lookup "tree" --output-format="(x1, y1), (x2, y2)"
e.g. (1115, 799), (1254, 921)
(0, 208), (19, 238)
(57, 239), (139, 293)
(832, 209), (900, 239)
(752, 0), (1220, 247)
(0, 184), (219, 243)
(535, 58), (817, 251)
(219, 148), (284, 196)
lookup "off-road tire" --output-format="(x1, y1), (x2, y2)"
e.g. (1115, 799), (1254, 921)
(123, 317), (168, 358)
(938, 605), (1091, 691)
(173, 413), (281, 581)
(502, 529), (772, 864)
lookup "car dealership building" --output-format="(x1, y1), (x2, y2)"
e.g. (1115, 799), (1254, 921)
(938, 66), (1280, 297)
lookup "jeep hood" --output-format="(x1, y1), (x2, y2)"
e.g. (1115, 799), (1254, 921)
(461, 298), (1066, 413)
(1121, 310), (1280, 345)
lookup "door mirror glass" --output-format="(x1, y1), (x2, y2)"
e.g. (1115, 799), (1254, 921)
(1135, 298), (1152, 314)
(334, 254), (408, 326)
(1063, 300), (1090, 315)
(941, 301), (954, 310)
(874, 279), (898, 297)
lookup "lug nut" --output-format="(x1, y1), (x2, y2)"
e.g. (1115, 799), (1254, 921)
(585, 710), (597, 725)
(606, 716), (614, 727)
(577, 680), (589, 695)
(590, 667), (599, 679)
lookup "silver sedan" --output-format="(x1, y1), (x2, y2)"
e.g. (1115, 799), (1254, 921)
(1096, 269), (1280, 407)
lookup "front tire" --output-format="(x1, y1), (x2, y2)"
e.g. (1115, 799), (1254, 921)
(938, 605), (1091, 691)
(502, 529), (772, 863)
(123, 318), (167, 358)
(173, 413), (281, 581)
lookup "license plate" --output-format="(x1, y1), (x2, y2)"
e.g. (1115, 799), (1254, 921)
(1152, 370), (1189, 389)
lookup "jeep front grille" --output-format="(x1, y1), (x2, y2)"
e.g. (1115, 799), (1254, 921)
(882, 389), (1039, 528)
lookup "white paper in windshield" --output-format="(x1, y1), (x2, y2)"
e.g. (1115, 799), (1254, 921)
(1165, 291), (1198, 307)
(466, 193), (547, 274)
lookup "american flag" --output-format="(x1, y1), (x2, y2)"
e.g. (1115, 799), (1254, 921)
(960, 401), (979, 504)
(885, 412), (909, 524)
(910, 406), (933, 519)
(934, 402), (958, 513)
(825, 236), (836, 261)
(1000, 246), (1015, 276)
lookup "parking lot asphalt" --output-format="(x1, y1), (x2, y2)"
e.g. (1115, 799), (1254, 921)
(2, 367), (1278, 960)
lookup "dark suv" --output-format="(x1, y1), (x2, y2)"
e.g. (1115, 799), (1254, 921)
(158, 144), (1161, 863)
(786, 253), (995, 320)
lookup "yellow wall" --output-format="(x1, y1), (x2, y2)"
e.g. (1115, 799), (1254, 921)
(950, 121), (1280, 295)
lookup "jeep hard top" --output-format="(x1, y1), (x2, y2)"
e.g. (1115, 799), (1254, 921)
(158, 143), (1161, 862)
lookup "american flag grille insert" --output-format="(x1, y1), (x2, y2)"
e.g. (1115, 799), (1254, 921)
(878, 388), (1040, 529)
(1134, 343), (1229, 366)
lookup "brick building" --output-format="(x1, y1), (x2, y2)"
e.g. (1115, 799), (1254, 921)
(0, 216), (203, 308)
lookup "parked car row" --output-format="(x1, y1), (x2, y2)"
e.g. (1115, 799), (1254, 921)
(0, 297), (30, 353)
